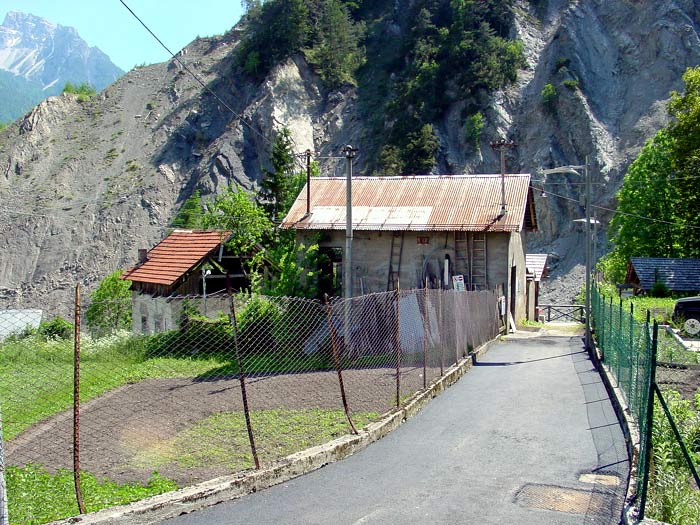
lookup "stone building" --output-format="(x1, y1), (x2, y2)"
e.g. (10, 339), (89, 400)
(282, 175), (538, 324)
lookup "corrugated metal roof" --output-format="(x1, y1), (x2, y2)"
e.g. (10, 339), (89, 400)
(526, 254), (548, 281)
(122, 230), (231, 286)
(629, 257), (700, 292)
(281, 175), (533, 232)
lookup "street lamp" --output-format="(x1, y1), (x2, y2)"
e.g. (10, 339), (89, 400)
(539, 158), (592, 351)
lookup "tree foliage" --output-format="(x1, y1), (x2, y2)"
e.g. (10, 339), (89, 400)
(238, 0), (364, 87)
(202, 186), (273, 254)
(85, 270), (133, 335)
(604, 67), (700, 282)
(171, 190), (204, 228)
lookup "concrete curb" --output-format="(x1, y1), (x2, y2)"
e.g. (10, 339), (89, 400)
(52, 338), (499, 525)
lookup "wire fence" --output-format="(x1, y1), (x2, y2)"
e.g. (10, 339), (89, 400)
(0, 286), (500, 523)
(591, 285), (700, 522)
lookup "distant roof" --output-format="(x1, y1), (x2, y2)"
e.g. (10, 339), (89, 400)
(281, 175), (536, 232)
(628, 257), (700, 292)
(526, 254), (548, 281)
(122, 230), (232, 286)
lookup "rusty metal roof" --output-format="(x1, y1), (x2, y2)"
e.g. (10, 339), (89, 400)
(122, 230), (232, 286)
(281, 175), (534, 232)
(526, 254), (549, 281)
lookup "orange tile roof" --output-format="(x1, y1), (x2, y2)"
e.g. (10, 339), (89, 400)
(281, 175), (533, 232)
(122, 230), (232, 286)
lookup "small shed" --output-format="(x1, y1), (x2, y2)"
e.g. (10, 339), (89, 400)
(121, 229), (245, 333)
(525, 254), (548, 321)
(625, 257), (700, 295)
(282, 174), (537, 323)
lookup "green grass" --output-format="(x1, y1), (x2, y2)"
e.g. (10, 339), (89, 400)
(0, 333), (230, 440)
(6, 465), (177, 525)
(647, 390), (700, 524)
(133, 408), (378, 471)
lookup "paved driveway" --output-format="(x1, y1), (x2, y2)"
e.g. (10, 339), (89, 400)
(164, 332), (629, 524)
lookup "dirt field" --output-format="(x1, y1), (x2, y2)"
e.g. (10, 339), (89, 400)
(656, 364), (700, 400)
(6, 366), (441, 486)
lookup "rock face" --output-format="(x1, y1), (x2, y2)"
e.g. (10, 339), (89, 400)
(0, 11), (124, 120)
(1, 1), (700, 315)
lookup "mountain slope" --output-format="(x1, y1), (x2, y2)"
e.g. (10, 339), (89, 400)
(0, 11), (124, 121)
(1, 0), (700, 314)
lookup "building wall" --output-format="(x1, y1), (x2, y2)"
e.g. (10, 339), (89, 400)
(298, 229), (527, 319)
(131, 292), (230, 334)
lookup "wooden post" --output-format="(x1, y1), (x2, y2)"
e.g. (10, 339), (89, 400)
(73, 284), (86, 514)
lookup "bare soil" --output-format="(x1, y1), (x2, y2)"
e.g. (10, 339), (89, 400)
(6, 366), (440, 486)
(656, 364), (700, 400)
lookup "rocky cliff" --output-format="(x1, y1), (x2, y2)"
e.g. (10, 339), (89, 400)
(1, 0), (699, 315)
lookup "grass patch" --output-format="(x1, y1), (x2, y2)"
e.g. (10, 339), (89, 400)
(6, 465), (176, 525)
(0, 333), (231, 440)
(134, 408), (378, 471)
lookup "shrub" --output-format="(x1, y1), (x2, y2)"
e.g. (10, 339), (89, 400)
(62, 82), (97, 102)
(540, 83), (558, 112)
(650, 280), (672, 298)
(237, 294), (281, 354)
(464, 112), (485, 149)
(38, 316), (74, 340)
(563, 79), (579, 90)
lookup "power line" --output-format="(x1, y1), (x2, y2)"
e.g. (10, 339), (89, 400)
(116, 0), (312, 175)
(531, 184), (700, 231)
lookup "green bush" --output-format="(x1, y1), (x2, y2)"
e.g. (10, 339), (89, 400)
(62, 82), (97, 102)
(540, 83), (558, 112)
(464, 112), (485, 149)
(650, 280), (672, 298)
(237, 294), (281, 354)
(563, 79), (579, 90)
(38, 317), (74, 340)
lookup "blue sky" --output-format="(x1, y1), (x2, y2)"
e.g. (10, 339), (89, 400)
(1, 1), (244, 72)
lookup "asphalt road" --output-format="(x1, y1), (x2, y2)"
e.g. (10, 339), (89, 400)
(164, 332), (629, 525)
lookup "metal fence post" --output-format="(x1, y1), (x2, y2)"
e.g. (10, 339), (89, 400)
(439, 289), (444, 376)
(226, 275), (260, 470)
(638, 320), (658, 520)
(422, 284), (428, 389)
(617, 298), (623, 382)
(0, 408), (7, 525)
(73, 283), (86, 514)
(627, 303), (634, 398)
(324, 295), (357, 434)
(395, 286), (402, 408)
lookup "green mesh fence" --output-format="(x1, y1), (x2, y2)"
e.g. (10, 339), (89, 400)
(591, 285), (654, 498)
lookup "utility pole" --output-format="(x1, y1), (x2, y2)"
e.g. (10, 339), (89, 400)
(305, 149), (312, 217)
(342, 145), (358, 298)
(490, 138), (516, 332)
(489, 138), (517, 218)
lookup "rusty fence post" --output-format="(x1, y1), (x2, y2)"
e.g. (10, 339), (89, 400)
(422, 283), (428, 389)
(226, 275), (260, 470)
(0, 406), (7, 525)
(324, 295), (357, 434)
(73, 283), (86, 514)
(395, 284), (402, 408)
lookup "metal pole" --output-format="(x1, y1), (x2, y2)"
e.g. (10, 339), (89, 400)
(73, 283), (86, 514)
(0, 406), (7, 525)
(226, 274), (260, 469)
(324, 295), (357, 434)
(343, 145), (357, 299)
(395, 283), (402, 408)
(585, 156), (591, 352)
(306, 149), (312, 216)
(638, 320), (658, 520)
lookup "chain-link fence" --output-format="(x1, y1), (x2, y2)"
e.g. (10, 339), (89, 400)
(591, 285), (700, 522)
(0, 286), (499, 523)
